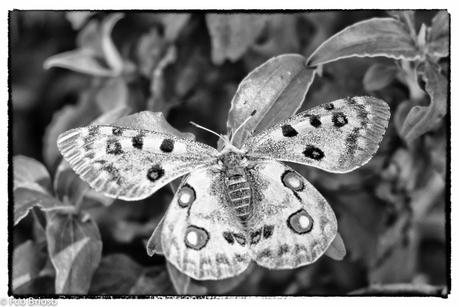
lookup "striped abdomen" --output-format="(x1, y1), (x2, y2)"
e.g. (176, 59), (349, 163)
(225, 173), (252, 226)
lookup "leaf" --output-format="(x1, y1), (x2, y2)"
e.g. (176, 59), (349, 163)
(13, 156), (61, 225)
(206, 14), (269, 64)
(146, 216), (164, 256)
(12, 240), (50, 292)
(307, 18), (421, 66)
(100, 13), (124, 74)
(400, 61), (447, 143)
(14, 155), (51, 194)
(112, 111), (195, 140)
(324, 232), (346, 261)
(363, 63), (398, 91)
(350, 283), (447, 296)
(95, 77), (129, 112)
(166, 261), (207, 295)
(44, 13), (125, 76)
(53, 160), (90, 207)
(90, 254), (174, 294)
(14, 188), (62, 225)
(66, 11), (95, 30)
(157, 13), (191, 42)
(328, 190), (387, 264)
(228, 54), (316, 147)
(147, 46), (178, 113)
(135, 28), (168, 77)
(46, 213), (102, 294)
(44, 48), (117, 77)
(427, 11), (449, 58)
(387, 10), (417, 38)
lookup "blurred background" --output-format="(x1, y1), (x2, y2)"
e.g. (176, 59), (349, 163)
(10, 11), (448, 295)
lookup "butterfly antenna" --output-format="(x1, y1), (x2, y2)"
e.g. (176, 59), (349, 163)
(190, 121), (230, 145)
(230, 110), (257, 143)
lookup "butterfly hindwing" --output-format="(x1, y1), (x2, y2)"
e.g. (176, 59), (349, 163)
(247, 159), (337, 269)
(244, 96), (390, 173)
(161, 167), (251, 280)
(57, 125), (218, 200)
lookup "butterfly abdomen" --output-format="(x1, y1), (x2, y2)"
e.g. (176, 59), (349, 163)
(225, 173), (253, 226)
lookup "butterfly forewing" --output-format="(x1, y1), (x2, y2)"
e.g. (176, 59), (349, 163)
(57, 125), (219, 201)
(246, 160), (337, 269)
(243, 96), (390, 173)
(161, 167), (251, 280)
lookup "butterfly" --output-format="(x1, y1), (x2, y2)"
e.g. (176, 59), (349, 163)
(57, 96), (390, 280)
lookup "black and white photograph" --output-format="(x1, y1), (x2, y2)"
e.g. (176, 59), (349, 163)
(6, 8), (450, 299)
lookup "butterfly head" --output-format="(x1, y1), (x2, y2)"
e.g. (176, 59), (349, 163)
(219, 151), (248, 175)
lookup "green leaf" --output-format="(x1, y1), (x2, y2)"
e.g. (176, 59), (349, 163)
(90, 254), (174, 294)
(46, 213), (102, 294)
(363, 63), (398, 91)
(228, 54), (316, 147)
(112, 111), (195, 140)
(427, 11), (449, 58)
(12, 240), (53, 293)
(206, 14), (269, 64)
(400, 61), (447, 143)
(324, 232), (346, 261)
(13, 156), (60, 225)
(307, 18), (421, 67)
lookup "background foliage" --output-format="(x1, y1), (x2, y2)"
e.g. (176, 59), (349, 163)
(10, 10), (448, 296)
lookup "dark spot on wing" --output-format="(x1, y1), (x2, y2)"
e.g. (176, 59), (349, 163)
(345, 127), (360, 157)
(263, 225), (274, 239)
(223, 232), (234, 244)
(112, 127), (122, 136)
(132, 135), (143, 150)
(278, 244), (290, 256)
(88, 126), (99, 136)
(332, 112), (348, 128)
(281, 124), (298, 137)
(324, 103), (335, 110)
(303, 145), (324, 161)
(106, 139), (123, 155)
(160, 138), (174, 153)
(233, 233), (246, 246)
(309, 115), (321, 128)
(147, 164), (165, 181)
(346, 97), (358, 105)
(250, 228), (262, 245)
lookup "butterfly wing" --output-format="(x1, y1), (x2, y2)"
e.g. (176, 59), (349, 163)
(161, 167), (251, 280)
(246, 159), (337, 269)
(57, 125), (218, 201)
(243, 96), (390, 173)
